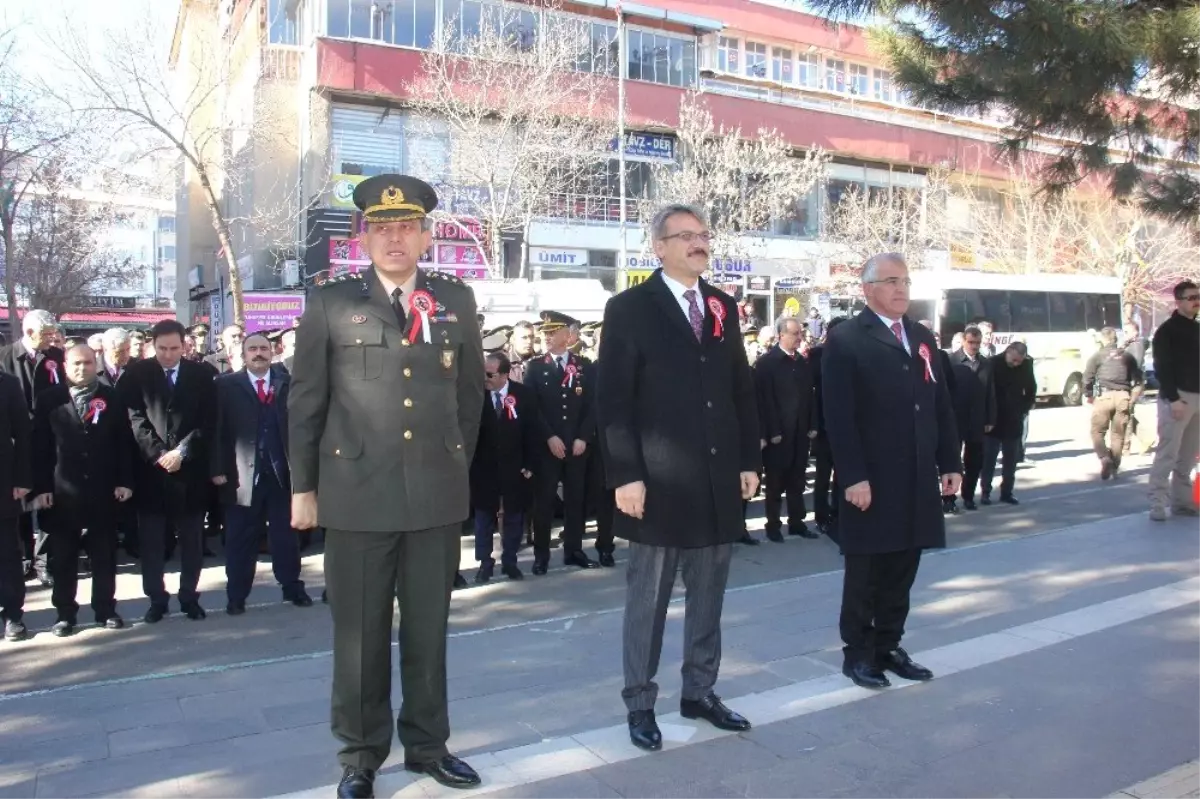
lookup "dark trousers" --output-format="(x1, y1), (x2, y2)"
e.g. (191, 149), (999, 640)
(588, 451), (615, 555)
(49, 522), (118, 622)
(764, 443), (810, 534)
(19, 512), (49, 574)
(473, 508), (523, 568)
(982, 436), (1020, 499)
(961, 440), (985, 501)
(533, 452), (587, 557)
(224, 471), (302, 604)
(622, 541), (732, 711)
(0, 516), (24, 622)
(812, 436), (837, 524)
(840, 549), (922, 665)
(138, 509), (205, 607)
(325, 524), (459, 771)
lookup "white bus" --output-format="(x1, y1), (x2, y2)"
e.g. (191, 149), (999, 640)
(907, 271), (1124, 405)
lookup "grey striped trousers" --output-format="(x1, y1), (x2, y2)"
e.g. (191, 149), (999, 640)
(621, 541), (733, 712)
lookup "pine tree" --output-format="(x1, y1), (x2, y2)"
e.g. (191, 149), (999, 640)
(805, 0), (1199, 223)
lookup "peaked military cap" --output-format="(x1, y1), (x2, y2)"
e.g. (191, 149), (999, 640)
(353, 174), (439, 223)
(481, 329), (510, 352)
(539, 310), (579, 334)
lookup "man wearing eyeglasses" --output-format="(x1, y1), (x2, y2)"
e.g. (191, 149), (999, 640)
(822, 253), (961, 691)
(1148, 280), (1199, 521)
(598, 204), (761, 753)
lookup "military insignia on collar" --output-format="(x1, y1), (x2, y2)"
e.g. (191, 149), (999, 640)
(427, 270), (464, 286)
(350, 315), (367, 324)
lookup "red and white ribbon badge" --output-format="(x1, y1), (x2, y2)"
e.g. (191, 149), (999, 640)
(503, 394), (518, 420)
(561, 363), (578, 388)
(407, 289), (436, 344)
(45, 359), (60, 385)
(917, 343), (937, 384)
(707, 296), (726, 339)
(85, 398), (107, 425)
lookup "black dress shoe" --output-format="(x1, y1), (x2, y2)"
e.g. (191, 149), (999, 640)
(181, 601), (207, 620)
(4, 619), (27, 641)
(627, 709), (662, 751)
(99, 615), (125, 630)
(286, 590), (314, 607)
(336, 766), (375, 798)
(738, 534), (761, 546)
(598, 552), (615, 568)
(322, 589), (328, 603)
(36, 569), (53, 587)
(565, 551), (599, 569)
(680, 693), (751, 731)
(226, 602), (246, 616)
(980, 495), (993, 506)
(453, 572), (469, 590)
(144, 605), (168, 624)
(878, 647), (933, 681)
(765, 530), (785, 543)
(1000, 495), (1019, 506)
(843, 660), (890, 689)
(501, 564), (524, 580)
(789, 524), (820, 539)
(962, 498), (978, 511)
(532, 558), (548, 576)
(405, 754), (481, 789)
(474, 563), (493, 584)
(52, 620), (76, 637)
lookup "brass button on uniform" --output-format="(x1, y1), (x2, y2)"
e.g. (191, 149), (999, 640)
(710, 447), (718, 455)
(403, 430), (413, 440)
(402, 339), (411, 347)
(355, 339), (363, 345)
(403, 398), (413, 408)
(403, 368), (412, 377)
(915, 403), (921, 411)
(334, 449), (341, 456)
(456, 444), (462, 450)
(706, 401), (713, 408)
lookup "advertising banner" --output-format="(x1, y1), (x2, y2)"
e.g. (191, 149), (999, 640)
(243, 292), (306, 333)
(621, 269), (655, 291)
(330, 175), (368, 209)
(435, 243), (487, 267)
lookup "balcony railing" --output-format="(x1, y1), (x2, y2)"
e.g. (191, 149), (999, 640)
(541, 193), (642, 225)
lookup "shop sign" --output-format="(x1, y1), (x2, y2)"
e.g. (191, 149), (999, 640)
(625, 255), (662, 269)
(621, 269), (655, 290)
(243, 293), (305, 333)
(747, 275), (772, 292)
(330, 175), (367, 209)
(434, 218), (485, 242)
(530, 247), (588, 267)
(435, 243), (486, 267)
(608, 132), (676, 164)
(711, 257), (754, 274)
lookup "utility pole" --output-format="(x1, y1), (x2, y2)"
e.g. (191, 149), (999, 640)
(616, 1), (627, 286)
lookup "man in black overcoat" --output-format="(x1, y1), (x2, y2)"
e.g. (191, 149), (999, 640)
(0, 372), (32, 641)
(822, 253), (962, 690)
(523, 310), (598, 574)
(0, 309), (65, 586)
(948, 325), (996, 510)
(754, 316), (819, 541)
(32, 345), (135, 636)
(597, 204), (761, 752)
(981, 342), (1036, 505)
(809, 316), (846, 541)
(121, 319), (217, 623)
(470, 353), (538, 583)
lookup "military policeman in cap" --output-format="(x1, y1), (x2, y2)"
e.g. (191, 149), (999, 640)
(523, 310), (598, 574)
(289, 174), (485, 798)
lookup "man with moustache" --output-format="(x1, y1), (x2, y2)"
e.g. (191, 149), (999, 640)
(211, 334), (312, 614)
(289, 175), (484, 797)
(32, 345), (135, 636)
(822, 253), (960, 690)
(598, 204), (760, 751)
(204, 325), (245, 375)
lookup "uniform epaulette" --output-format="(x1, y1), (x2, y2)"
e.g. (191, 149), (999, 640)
(426, 270), (464, 286)
(319, 272), (363, 289)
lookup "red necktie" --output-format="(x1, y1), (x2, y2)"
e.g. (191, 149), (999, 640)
(890, 322), (903, 343)
(256, 378), (268, 403)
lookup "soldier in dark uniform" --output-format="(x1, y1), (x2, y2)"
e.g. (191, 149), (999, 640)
(523, 310), (598, 574)
(288, 174), (484, 798)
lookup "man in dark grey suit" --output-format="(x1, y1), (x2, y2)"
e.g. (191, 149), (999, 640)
(598, 204), (760, 752)
(212, 334), (311, 615)
(289, 175), (484, 798)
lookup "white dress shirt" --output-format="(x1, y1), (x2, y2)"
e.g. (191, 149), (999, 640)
(247, 368), (272, 395)
(874, 311), (911, 355)
(660, 271), (705, 322)
(377, 269), (418, 304)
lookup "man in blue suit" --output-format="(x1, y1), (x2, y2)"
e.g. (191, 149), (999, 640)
(212, 334), (312, 614)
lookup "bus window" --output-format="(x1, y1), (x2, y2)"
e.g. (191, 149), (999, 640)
(1099, 294), (1121, 328)
(1049, 292), (1087, 332)
(977, 290), (1012, 329)
(1009, 291), (1050, 332)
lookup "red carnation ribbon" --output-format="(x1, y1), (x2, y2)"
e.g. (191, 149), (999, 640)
(45, 359), (60, 385)
(85, 398), (107, 425)
(407, 289), (435, 344)
(707, 296), (726, 339)
(561, 363), (577, 388)
(918, 343), (937, 383)
(503, 393), (518, 419)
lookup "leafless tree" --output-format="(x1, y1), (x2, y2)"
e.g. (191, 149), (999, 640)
(42, 3), (327, 324)
(822, 168), (952, 269)
(406, 3), (615, 277)
(643, 92), (828, 262)
(9, 159), (144, 317)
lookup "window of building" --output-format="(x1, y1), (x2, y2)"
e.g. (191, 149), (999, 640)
(332, 105), (405, 176)
(588, 22), (618, 76)
(771, 47), (793, 83)
(872, 68), (891, 102)
(268, 0), (299, 44)
(848, 63), (869, 95)
(158, 217), (175, 233)
(797, 52), (819, 87)
(824, 58), (845, 92)
(625, 30), (693, 87)
(158, 245), (177, 262)
(717, 36), (739, 73)
(328, 0), (435, 47)
(745, 41), (767, 78)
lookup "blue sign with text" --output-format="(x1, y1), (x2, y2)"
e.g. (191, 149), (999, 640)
(608, 132), (675, 163)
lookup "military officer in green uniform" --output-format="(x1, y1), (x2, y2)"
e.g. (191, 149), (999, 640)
(288, 174), (485, 798)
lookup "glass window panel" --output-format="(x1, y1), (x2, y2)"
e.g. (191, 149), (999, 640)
(268, 0), (299, 44)
(849, 64), (869, 95)
(1049, 292), (1086, 332)
(772, 47), (793, 83)
(718, 36), (739, 73)
(654, 36), (670, 84)
(349, 0), (371, 38)
(414, 0), (436, 48)
(626, 29), (641, 80)
(640, 34), (655, 82)
(603, 25), (619, 76)
(745, 41), (767, 78)
(873, 68), (891, 102)
(682, 40), (696, 86)
(797, 53), (818, 87)
(825, 58), (845, 91)
(669, 37), (683, 86)
(393, 0), (415, 46)
(460, 0), (481, 41)
(1009, 291), (1050, 332)
(328, 0), (349, 37)
(977, 290), (1012, 329)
